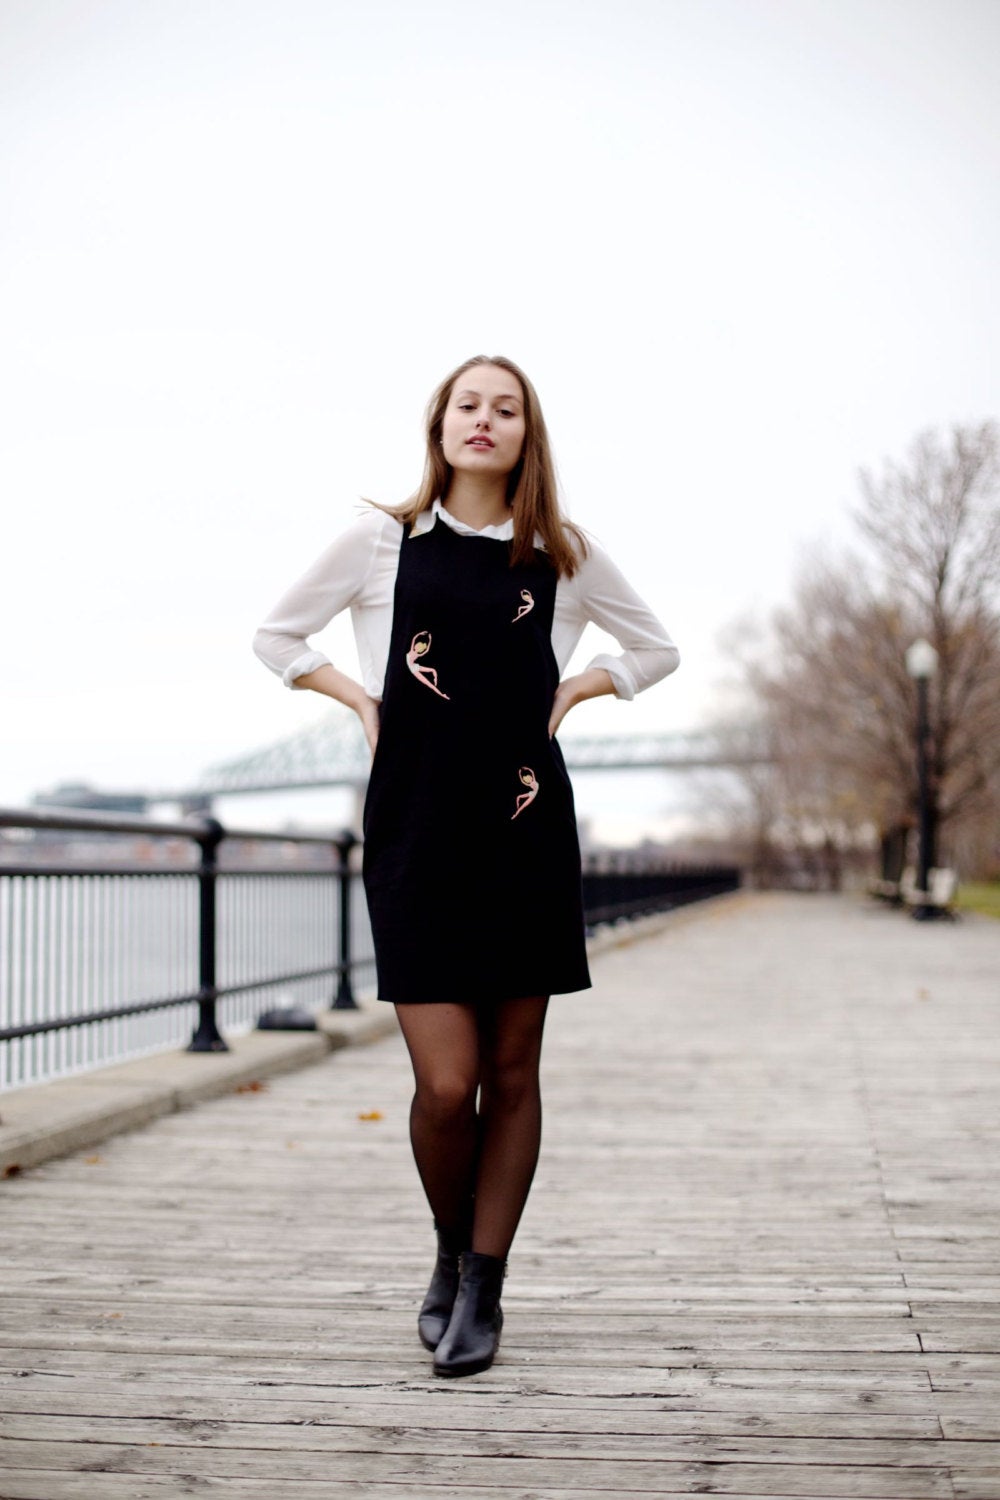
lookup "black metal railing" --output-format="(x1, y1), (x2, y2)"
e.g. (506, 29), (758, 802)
(582, 851), (740, 927)
(0, 805), (740, 1091)
(0, 807), (372, 1091)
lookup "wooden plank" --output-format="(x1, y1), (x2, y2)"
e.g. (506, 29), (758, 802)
(0, 1332), (928, 1360)
(0, 1301), (933, 1339)
(0, 1387), (944, 1437)
(0, 1273), (927, 1303)
(0, 1344), (956, 1377)
(0, 1471), (906, 1500)
(0, 1441), (958, 1496)
(4, 1412), (998, 1475)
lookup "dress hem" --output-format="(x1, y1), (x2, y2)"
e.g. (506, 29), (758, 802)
(374, 980), (593, 1005)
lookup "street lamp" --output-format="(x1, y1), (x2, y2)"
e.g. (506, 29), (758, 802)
(905, 638), (940, 921)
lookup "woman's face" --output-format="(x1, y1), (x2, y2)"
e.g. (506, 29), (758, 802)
(440, 363), (526, 480)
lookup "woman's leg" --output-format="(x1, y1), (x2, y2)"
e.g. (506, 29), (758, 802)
(395, 1002), (481, 1234)
(471, 994), (550, 1259)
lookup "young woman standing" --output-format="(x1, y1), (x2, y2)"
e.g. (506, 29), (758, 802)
(253, 355), (680, 1376)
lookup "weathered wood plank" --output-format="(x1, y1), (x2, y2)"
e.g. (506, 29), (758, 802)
(0, 1343), (958, 1375)
(0, 1267), (925, 1299)
(6, 1413), (1000, 1469)
(0, 1471), (911, 1500)
(0, 1441), (958, 1496)
(0, 1387), (945, 1437)
(0, 1299), (934, 1340)
(0, 1331), (928, 1360)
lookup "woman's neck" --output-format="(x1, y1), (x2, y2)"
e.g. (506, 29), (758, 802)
(443, 473), (512, 531)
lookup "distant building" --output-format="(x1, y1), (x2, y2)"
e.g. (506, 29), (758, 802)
(30, 781), (151, 815)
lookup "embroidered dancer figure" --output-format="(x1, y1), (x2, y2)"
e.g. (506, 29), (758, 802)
(406, 630), (450, 699)
(511, 765), (539, 819)
(512, 588), (534, 622)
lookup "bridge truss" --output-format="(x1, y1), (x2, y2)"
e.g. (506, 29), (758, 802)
(187, 710), (770, 799)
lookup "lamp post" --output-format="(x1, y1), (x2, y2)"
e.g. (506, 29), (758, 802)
(905, 638), (939, 921)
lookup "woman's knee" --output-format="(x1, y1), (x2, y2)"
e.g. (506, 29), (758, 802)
(480, 1054), (541, 1112)
(414, 1070), (478, 1122)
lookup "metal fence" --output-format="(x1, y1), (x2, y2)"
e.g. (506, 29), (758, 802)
(582, 851), (740, 926)
(0, 806), (739, 1093)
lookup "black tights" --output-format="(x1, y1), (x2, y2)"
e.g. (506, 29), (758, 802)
(395, 996), (550, 1260)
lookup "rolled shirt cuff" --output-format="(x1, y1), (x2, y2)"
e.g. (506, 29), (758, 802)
(584, 653), (636, 701)
(282, 651), (332, 689)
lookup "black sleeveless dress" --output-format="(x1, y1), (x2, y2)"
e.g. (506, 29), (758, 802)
(361, 512), (593, 1005)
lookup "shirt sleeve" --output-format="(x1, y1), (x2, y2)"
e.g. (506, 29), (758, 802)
(573, 535), (681, 701)
(252, 509), (383, 689)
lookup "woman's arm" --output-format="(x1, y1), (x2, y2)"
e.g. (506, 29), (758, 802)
(575, 537), (680, 698)
(252, 509), (384, 751)
(252, 509), (383, 689)
(548, 536), (679, 734)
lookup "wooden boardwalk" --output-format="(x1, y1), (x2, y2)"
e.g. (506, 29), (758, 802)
(1, 890), (999, 1499)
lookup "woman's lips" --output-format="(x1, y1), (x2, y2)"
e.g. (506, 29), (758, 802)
(467, 437), (495, 448)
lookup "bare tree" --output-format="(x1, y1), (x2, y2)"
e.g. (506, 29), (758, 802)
(856, 421), (1000, 619)
(855, 421), (1000, 834)
(728, 421), (1000, 878)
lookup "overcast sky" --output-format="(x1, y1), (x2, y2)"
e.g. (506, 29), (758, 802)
(2, 0), (998, 841)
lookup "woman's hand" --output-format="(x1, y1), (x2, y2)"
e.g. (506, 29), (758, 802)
(356, 695), (381, 757)
(289, 663), (382, 757)
(548, 667), (616, 738)
(547, 680), (578, 739)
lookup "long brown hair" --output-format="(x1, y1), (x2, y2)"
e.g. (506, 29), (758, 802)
(363, 355), (589, 578)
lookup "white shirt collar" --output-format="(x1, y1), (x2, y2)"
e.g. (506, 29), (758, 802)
(411, 497), (547, 550)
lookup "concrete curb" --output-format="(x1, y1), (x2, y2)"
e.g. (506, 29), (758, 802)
(0, 1000), (398, 1180)
(0, 892), (743, 1180)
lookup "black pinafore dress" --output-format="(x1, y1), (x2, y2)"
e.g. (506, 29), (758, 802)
(361, 512), (593, 1005)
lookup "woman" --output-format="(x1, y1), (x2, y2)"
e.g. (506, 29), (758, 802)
(253, 355), (680, 1376)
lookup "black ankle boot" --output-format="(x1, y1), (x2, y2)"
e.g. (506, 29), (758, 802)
(417, 1221), (469, 1352)
(433, 1250), (507, 1377)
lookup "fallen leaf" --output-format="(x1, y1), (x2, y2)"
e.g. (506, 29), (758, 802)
(357, 1110), (384, 1122)
(2, 1163), (22, 1178)
(84, 1155), (103, 1165)
(234, 1079), (269, 1093)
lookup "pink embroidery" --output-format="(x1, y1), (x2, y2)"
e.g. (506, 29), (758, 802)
(406, 630), (450, 699)
(511, 765), (539, 819)
(512, 588), (534, 622)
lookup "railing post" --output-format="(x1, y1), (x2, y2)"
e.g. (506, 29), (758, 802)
(332, 830), (359, 1009)
(187, 816), (229, 1052)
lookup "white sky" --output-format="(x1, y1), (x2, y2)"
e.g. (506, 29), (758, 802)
(2, 0), (998, 841)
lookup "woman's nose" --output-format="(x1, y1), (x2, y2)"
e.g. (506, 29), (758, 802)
(475, 413), (491, 428)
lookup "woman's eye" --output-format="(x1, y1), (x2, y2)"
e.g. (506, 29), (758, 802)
(458, 403), (475, 411)
(499, 408), (516, 417)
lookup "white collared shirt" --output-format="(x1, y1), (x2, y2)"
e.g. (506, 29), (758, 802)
(252, 498), (680, 701)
